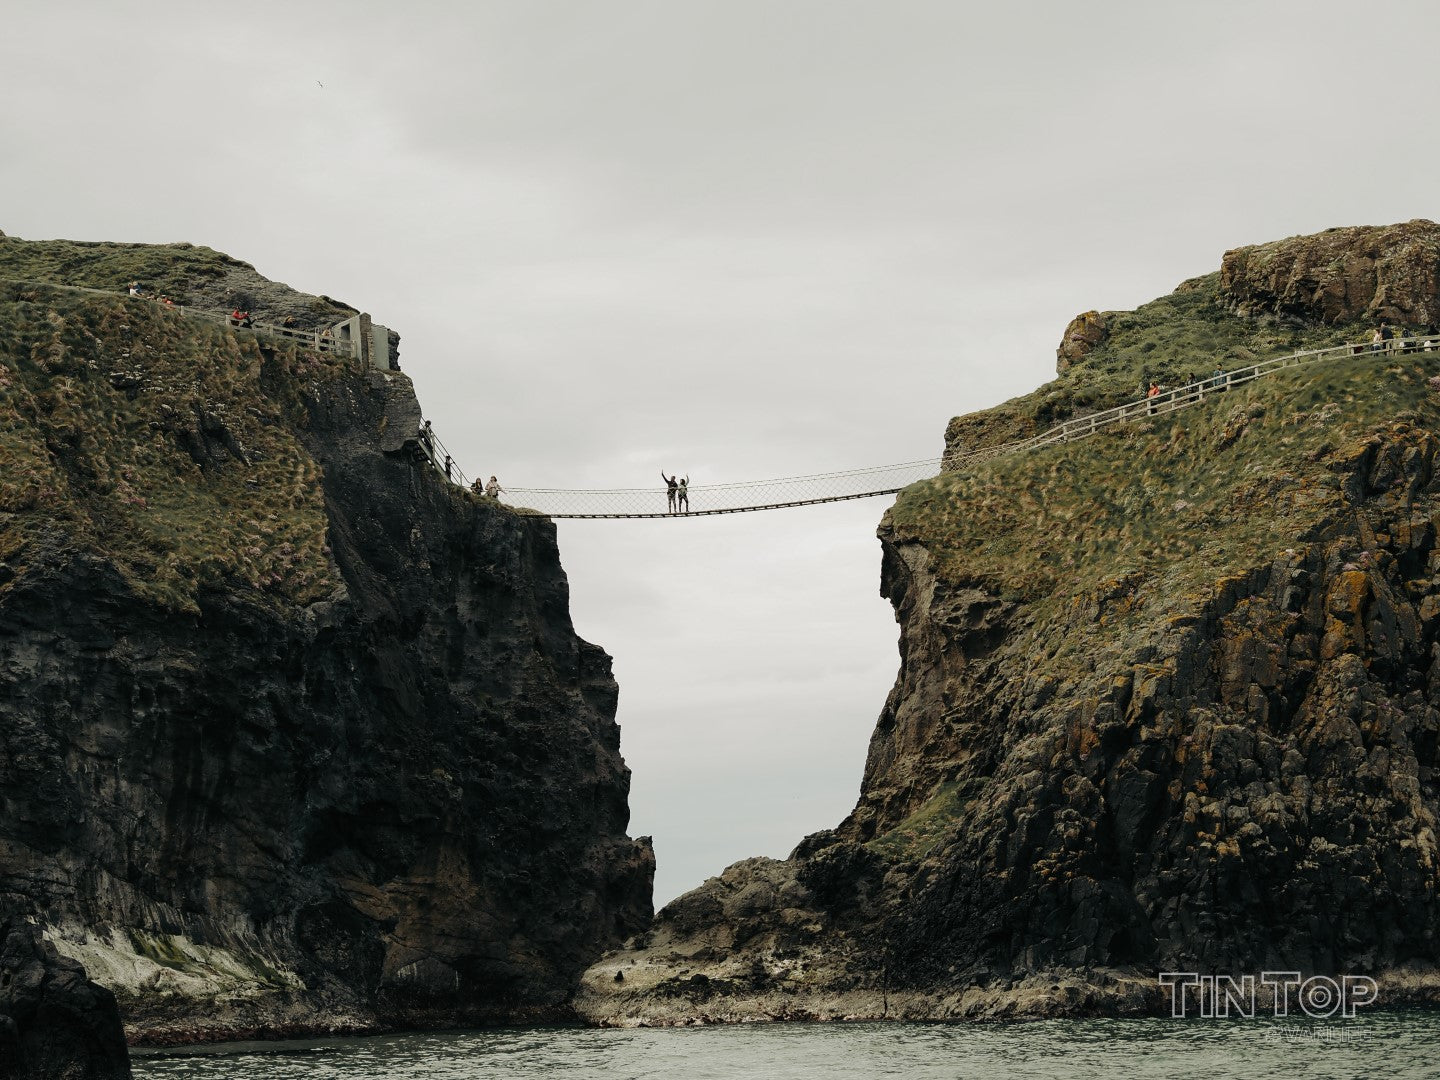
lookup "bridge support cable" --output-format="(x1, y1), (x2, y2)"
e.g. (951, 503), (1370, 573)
(16, 278), (1430, 520)
(504, 460), (941, 518)
(487, 336), (1438, 519)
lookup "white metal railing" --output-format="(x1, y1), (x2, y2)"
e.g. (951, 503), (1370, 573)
(166, 305), (354, 357)
(948, 336), (1439, 469)
(1, 277), (356, 358)
(9, 273), (1433, 517)
(501, 335), (1438, 518)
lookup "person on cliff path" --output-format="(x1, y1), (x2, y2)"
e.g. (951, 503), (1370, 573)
(485, 475), (504, 499)
(471, 478), (485, 496)
(661, 471), (679, 514)
(419, 420), (435, 464)
(1146, 381), (1161, 415)
(444, 454), (453, 481)
(677, 475), (689, 514)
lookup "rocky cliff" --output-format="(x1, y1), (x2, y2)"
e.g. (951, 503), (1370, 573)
(0, 907), (131, 1078)
(578, 221), (1440, 1024)
(0, 236), (653, 1047)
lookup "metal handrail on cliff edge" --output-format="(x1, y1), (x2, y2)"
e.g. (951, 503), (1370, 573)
(0, 277), (359, 359)
(483, 336), (1438, 518)
(6, 277), (1428, 518)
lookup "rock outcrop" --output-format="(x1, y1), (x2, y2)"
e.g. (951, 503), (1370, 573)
(580, 223), (1440, 1025)
(1221, 219), (1440, 328)
(1055, 310), (1111, 372)
(0, 246), (652, 1045)
(0, 909), (131, 1079)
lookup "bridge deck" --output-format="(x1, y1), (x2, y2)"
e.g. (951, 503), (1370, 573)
(547, 489), (904, 519)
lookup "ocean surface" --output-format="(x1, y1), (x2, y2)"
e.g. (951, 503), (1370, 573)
(132, 1011), (1438, 1079)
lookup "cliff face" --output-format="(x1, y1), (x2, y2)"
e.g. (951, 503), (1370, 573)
(0, 244), (652, 1044)
(1221, 219), (1440, 327)
(578, 222), (1440, 1024)
(0, 909), (131, 1079)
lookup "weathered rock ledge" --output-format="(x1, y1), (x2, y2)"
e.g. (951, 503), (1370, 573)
(0, 908), (131, 1078)
(580, 223), (1440, 1027)
(0, 256), (653, 1047)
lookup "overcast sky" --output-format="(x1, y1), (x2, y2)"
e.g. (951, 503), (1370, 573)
(5, 0), (1439, 905)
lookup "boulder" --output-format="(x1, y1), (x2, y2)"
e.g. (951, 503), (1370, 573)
(1221, 219), (1440, 327)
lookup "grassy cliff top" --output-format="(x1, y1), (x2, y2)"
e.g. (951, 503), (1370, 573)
(0, 233), (358, 330)
(914, 225), (1440, 617)
(946, 274), (1381, 455)
(893, 349), (1439, 619)
(0, 281), (348, 614)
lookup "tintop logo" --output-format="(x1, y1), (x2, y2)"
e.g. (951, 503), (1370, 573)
(1158, 972), (1377, 1019)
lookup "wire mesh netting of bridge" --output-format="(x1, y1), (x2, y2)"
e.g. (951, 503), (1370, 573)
(494, 335), (1440, 519)
(504, 460), (944, 518)
(13, 277), (1436, 519)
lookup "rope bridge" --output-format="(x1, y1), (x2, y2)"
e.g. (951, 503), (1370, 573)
(494, 335), (1438, 519)
(9, 277), (1430, 518)
(505, 460), (943, 518)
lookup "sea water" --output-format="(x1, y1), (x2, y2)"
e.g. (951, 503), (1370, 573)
(132, 1010), (1438, 1079)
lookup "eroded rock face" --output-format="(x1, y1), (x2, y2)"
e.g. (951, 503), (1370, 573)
(579, 380), (1440, 1028)
(0, 910), (130, 1079)
(1221, 219), (1440, 327)
(1056, 310), (1112, 372)
(0, 349), (652, 1043)
(856, 431), (1440, 987)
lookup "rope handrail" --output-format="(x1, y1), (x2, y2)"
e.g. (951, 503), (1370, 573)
(494, 459), (944, 517)
(10, 275), (1430, 518)
(507, 458), (943, 496)
(481, 335), (1437, 518)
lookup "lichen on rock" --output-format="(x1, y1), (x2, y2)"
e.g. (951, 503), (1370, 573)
(1056, 309), (1112, 372)
(1221, 219), (1440, 327)
(579, 223), (1440, 1026)
(0, 239), (653, 1046)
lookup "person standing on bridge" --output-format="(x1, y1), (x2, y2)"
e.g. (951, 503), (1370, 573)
(677, 475), (689, 514)
(485, 475), (504, 499)
(662, 472), (679, 514)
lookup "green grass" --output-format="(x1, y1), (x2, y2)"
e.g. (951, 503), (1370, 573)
(946, 275), (1383, 453)
(0, 236), (244, 307)
(0, 234), (357, 328)
(875, 355), (1440, 860)
(867, 778), (989, 858)
(873, 261), (1440, 859)
(898, 352), (1439, 617)
(0, 283), (347, 613)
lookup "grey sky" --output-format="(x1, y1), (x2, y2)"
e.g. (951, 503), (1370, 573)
(5, 0), (1439, 904)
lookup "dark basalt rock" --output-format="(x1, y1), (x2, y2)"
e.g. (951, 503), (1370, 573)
(0, 909), (131, 1079)
(0, 287), (652, 1044)
(1221, 219), (1440, 327)
(577, 225), (1440, 1026)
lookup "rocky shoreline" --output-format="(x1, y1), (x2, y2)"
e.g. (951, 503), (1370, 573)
(0, 240), (651, 1060)
(576, 222), (1440, 1030)
(8, 224), (1440, 1067)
